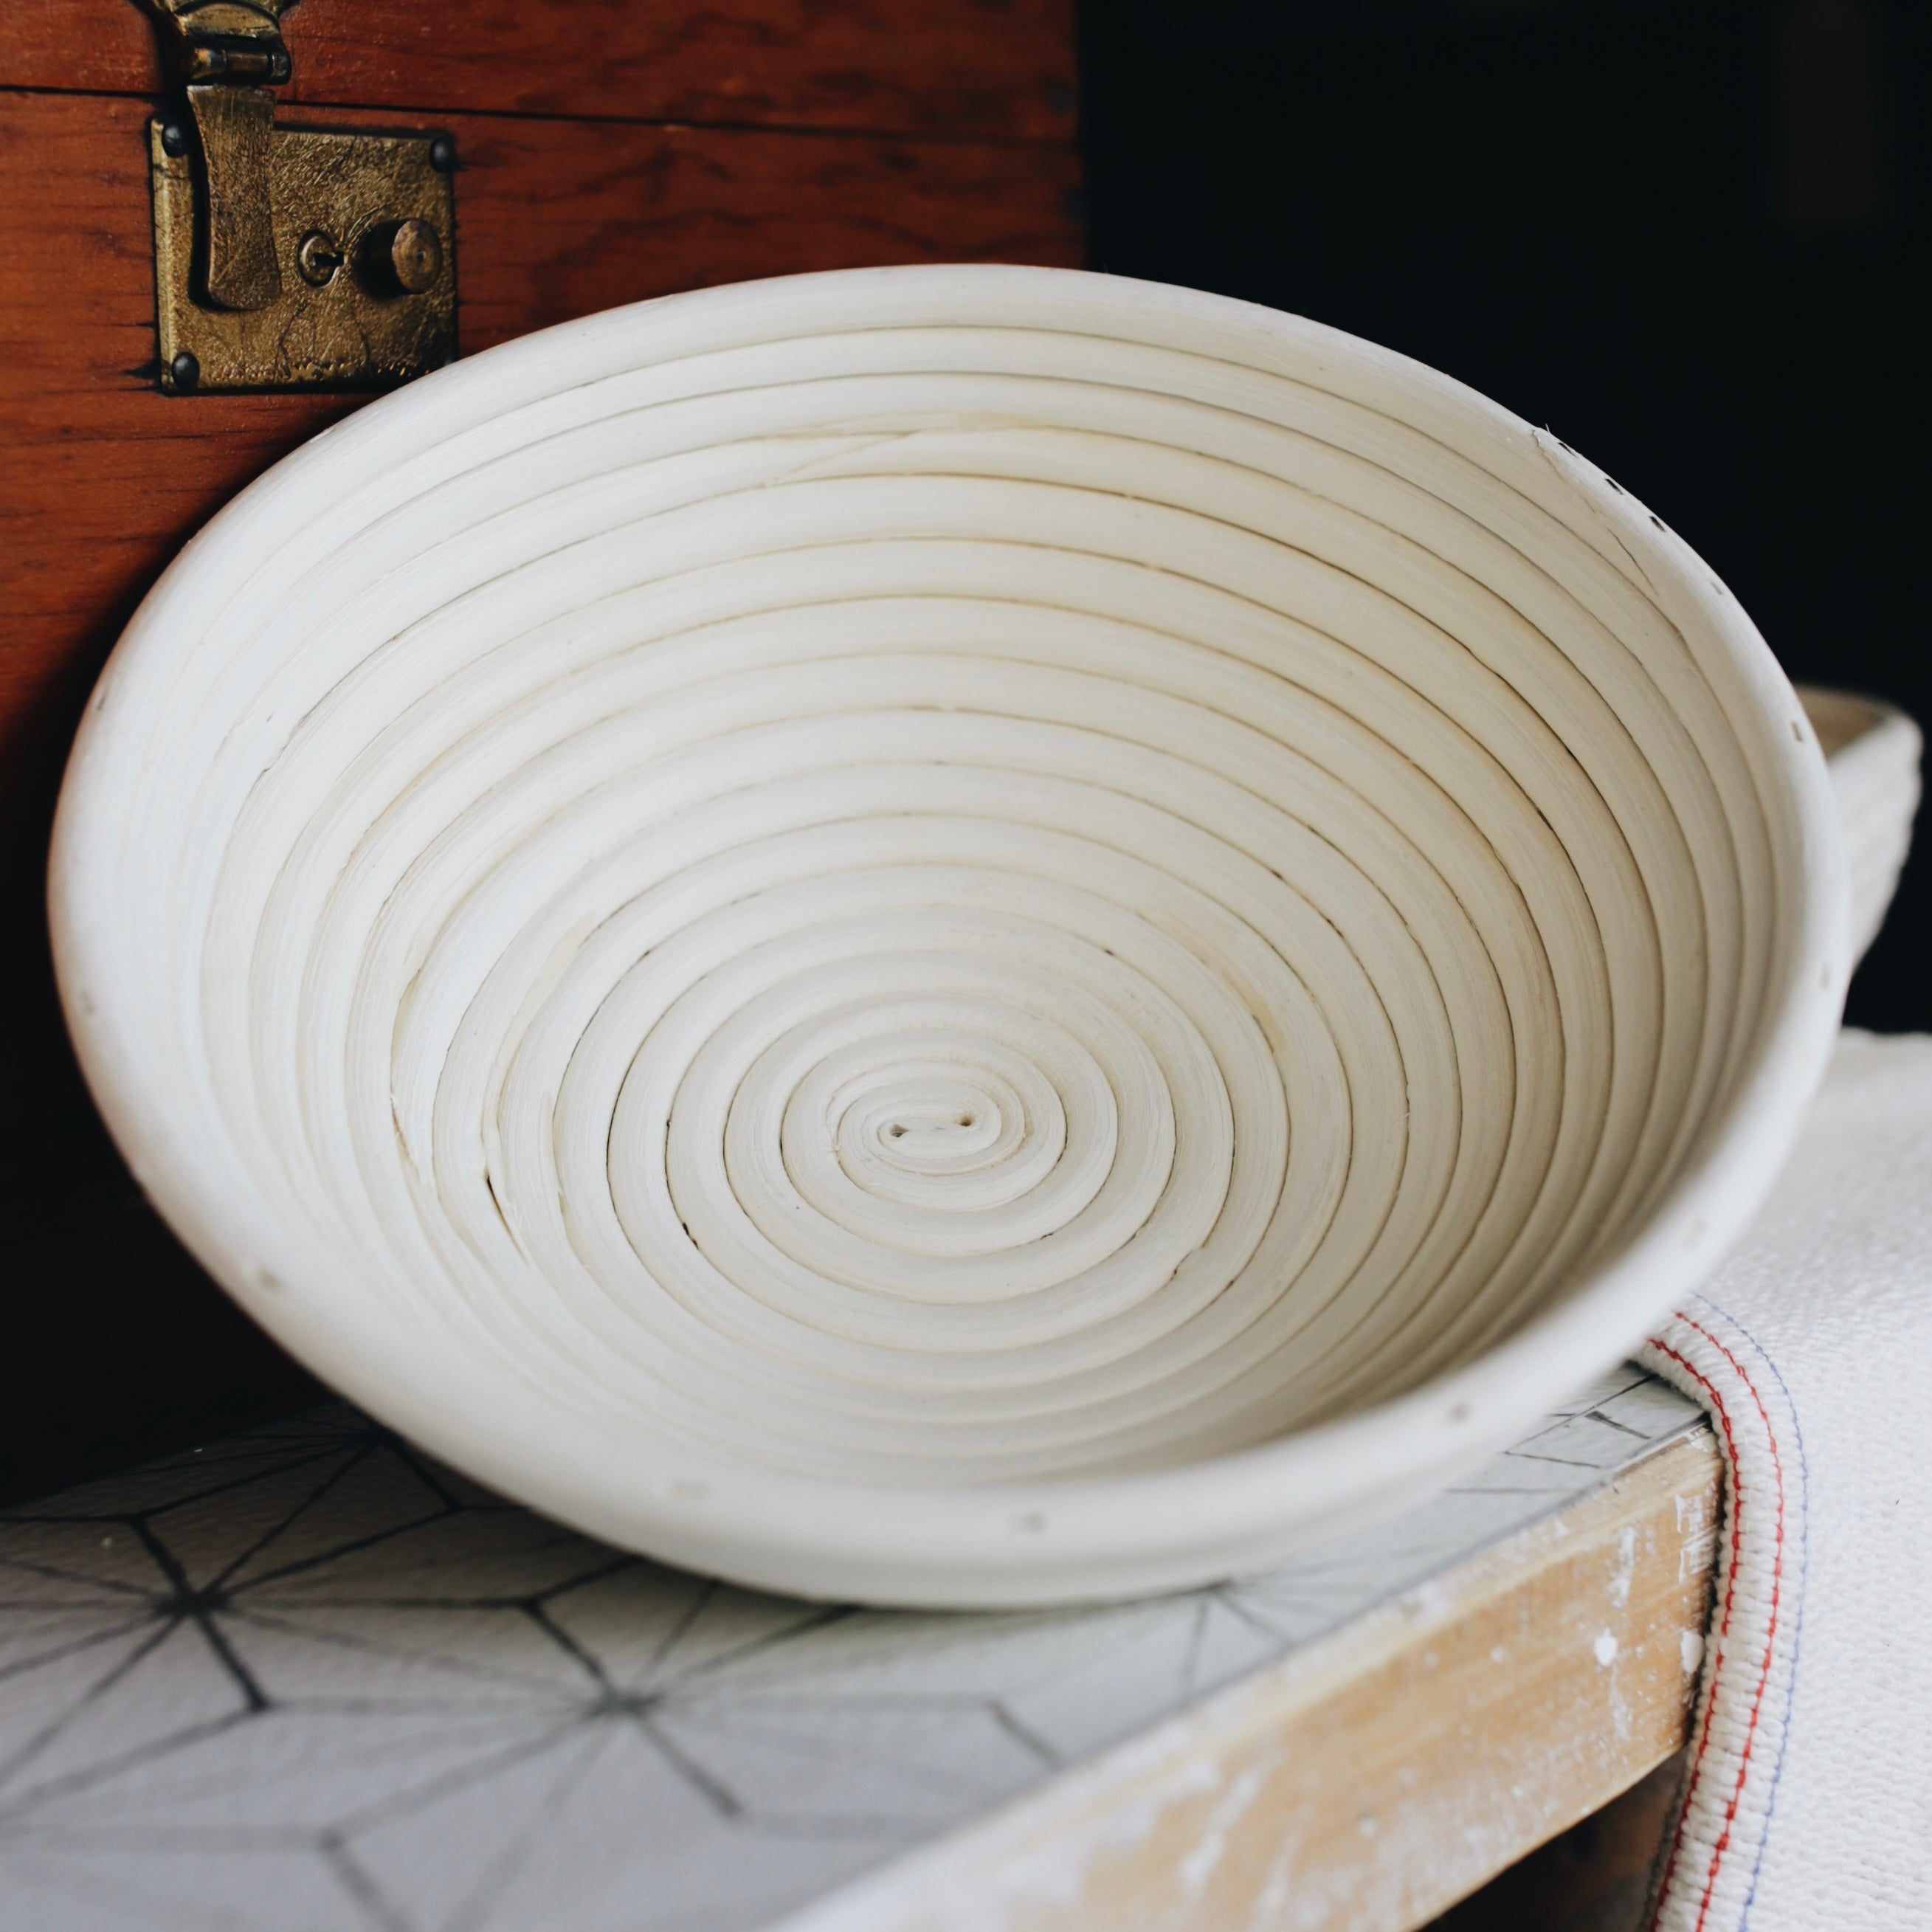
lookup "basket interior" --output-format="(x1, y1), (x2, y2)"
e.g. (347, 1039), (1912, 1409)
(67, 274), (1804, 1491)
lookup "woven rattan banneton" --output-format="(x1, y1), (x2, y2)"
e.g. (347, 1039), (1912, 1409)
(49, 266), (1847, 1604)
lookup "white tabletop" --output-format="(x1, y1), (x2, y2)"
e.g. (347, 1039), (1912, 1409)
(0, 1365), (1699, 1932)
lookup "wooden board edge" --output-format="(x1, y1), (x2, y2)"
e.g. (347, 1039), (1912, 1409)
(781, 1425), (1722, 1932)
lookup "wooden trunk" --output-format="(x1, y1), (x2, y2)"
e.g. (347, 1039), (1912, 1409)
(0, 0), (1082, 1501)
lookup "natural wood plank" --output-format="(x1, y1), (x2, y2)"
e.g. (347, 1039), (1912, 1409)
(1426, 1750), (1686, 1932)
(444, 106), (1083, 352)
(798, 1428), (1722, 1932)
(0, 1386), (1718, 1919)
(0, 0), (1078, 142)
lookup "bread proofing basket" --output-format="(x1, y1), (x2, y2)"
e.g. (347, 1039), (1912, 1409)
(50, 266), (1852, 1606)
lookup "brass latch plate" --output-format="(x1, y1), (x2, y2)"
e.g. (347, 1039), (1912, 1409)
(151, 120), (456, 393)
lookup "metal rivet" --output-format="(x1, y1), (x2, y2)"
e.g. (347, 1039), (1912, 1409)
(428, 134), (455, 173)
(388, 218), (444, 294)
(296, 230), (345, 286)
(160, 121), (189, 157)
(170, 351), (200, 390)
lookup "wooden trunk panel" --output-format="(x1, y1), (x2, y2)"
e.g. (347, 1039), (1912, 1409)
(0, 86), (1081, 787)
(446, 108), (1083, 351)
(1, 0), (1078, 142)
(822, 1431), (1721, 1932)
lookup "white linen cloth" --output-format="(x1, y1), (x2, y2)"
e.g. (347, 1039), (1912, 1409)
(1641, 1028), (1932, 1931)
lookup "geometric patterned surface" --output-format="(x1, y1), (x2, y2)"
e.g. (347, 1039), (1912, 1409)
(0, 1368), (1700, 1932)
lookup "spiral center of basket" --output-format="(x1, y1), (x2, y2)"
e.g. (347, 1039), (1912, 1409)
(790, 1024), (1096, 1265)
(850, 1075), (1009, 1171)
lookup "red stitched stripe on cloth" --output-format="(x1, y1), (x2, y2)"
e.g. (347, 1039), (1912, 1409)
(1644, 1319), (1787, 1932)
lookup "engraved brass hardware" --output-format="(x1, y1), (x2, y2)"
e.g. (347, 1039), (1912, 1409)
(361, 217), (444, 297)
(295, 230), (345, 287)
(142, 0), (456, 393)
(184, 83), (282, 311)
(141, 0), (292, 312)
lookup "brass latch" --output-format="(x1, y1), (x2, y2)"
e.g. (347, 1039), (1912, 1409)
(142, 0), (456, 393)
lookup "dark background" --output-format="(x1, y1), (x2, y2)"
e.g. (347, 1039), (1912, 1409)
(1081, 0), (1928, 1031)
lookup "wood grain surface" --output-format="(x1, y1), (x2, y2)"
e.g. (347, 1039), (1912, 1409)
(0, 0), (1077, 141)
(0, 89), (1081, 786)
(0, 0), (1080, 1502)
(1426, 1750), (1687, 1932)
(800, 1427), (1722, 1932)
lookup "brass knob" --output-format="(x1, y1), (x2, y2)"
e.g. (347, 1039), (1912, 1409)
(388, 218), (443, 294)
(356, 218), (444, 297)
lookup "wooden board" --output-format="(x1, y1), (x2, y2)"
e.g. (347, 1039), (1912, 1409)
(0, 1379), (1722, 1930)
(0, 0), (1080, 1503)
(1426, 1752), (1688, 1932)
(0, 0), (1078, 141)
(806, 1428), (1721, 1932)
